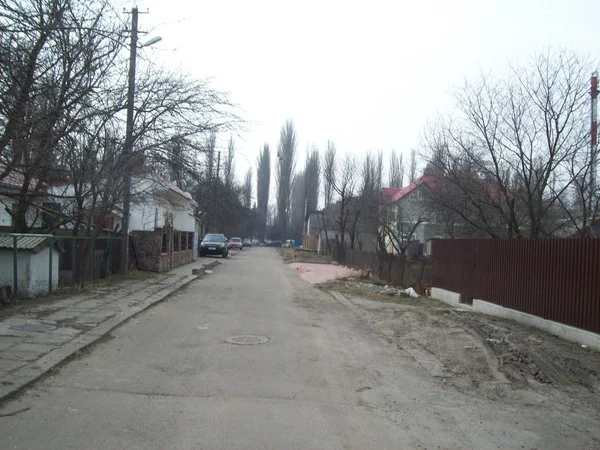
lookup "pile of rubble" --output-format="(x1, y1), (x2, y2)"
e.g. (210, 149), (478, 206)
(343, 278), (419, 299)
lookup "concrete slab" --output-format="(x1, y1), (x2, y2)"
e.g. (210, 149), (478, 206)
(473, 299), (600, 351)
(43, 309), (85, 322)
(0, 343), (55, 362)
(75, 311), (117, 326)
(431, 287), (461, 307)
(0, 272), (201, 401)
(0, 336), (21, 352)
(0, 357), (27, 376)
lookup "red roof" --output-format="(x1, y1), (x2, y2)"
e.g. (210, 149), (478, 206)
(0, 164), (45, 191)
(382, 175), (436, 202)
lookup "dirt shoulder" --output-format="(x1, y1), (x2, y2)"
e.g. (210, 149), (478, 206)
(316, 278), (600, 410)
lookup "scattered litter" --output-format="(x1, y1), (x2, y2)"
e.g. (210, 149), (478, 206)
(404, 287), (419, 298)
(379, 285), (398, 296)
(581, 345), (588, 349)
(204, 270), (213, 274)
(346, 277), (357, 282)
(486, 337), (505, 344)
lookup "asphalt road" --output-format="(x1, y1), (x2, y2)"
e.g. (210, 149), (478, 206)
(1, 248), (593, 449)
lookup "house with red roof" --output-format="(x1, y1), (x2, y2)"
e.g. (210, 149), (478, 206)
(380, 175), (440, 255)
(0, 166), (47, 230)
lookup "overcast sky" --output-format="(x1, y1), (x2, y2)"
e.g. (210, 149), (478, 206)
(134, 0), (599, 183)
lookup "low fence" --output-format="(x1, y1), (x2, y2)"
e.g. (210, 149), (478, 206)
(332, 247), (432, 291)
(432, 239), (600, 334)
(302, 234), (318, 251)
(0, 233), (123, 299)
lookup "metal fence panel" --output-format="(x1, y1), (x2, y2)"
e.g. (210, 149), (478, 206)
(432, 239), (600, 334)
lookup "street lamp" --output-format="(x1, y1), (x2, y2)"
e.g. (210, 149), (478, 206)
(120, 6), (161, 277)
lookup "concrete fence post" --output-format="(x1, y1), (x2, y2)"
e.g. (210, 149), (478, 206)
(12, 235), (17, 297)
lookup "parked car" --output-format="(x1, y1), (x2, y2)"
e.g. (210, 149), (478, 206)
(199, 233), (228, 258)
(266, 240), (282, 247)
(228, 237), (243, 250)
(242, 238), (252, 247)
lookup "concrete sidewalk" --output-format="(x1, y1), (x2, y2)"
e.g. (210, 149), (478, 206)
(0, 257), (221, 401)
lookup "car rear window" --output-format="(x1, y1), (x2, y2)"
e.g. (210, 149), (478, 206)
(204, 234), (225, 242)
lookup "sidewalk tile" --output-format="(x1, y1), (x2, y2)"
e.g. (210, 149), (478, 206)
(0, 343), (56, 362)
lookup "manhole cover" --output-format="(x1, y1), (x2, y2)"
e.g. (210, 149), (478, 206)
(11, 323), (56, 332)
(226, 334), (270, 345)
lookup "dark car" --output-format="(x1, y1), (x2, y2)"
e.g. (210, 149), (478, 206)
(199, 233), (228, 258)
(266, 240), (282, 247)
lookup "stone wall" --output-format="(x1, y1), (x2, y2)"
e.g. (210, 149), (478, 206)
(131, 230), (162, 272)
(172, 250), (193, 268)
(132, 229), (193, 272)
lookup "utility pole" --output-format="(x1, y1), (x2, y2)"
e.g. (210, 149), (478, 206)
(213, 151), (221, 232)
(591, 73), (598, 219)
(120, 7), (138, 277)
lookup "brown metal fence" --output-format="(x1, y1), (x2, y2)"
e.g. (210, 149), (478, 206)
(333, 247), (402, 284)
(333, 247), (433, 291)
(432, 239), (600, 334)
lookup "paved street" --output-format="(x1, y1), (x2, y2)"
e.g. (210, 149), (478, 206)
(1, 248), (598, 449)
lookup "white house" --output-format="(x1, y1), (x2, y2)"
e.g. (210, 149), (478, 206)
(0, 169), (44, 230)
(380, 175), (439, 255)
(0, 235), (62, 298)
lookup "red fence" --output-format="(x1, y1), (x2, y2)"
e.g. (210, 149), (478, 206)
(432, 239), (600, 334)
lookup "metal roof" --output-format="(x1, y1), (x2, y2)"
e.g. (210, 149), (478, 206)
(0, 235), (53, 252)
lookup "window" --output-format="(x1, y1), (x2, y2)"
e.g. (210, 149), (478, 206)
(174, 231), (180, 251)
(181, 232), (187, 252)
(161, 232), (168, 253)
(11, 203), (19, 227)
(188, 232), (194, 250)
(42, 202), (61, 228)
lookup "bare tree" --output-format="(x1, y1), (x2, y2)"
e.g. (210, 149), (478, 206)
(224, 135), (235, 187)
(408, 149), (417, 184)
(323, 154), (357, 248)
(205, 132), (217, 182)
(276, 120), (297, 239)
(349, 152), (380, 249)
(322, 140), (336, 207)
(242, 168), (252, 209)
(0, 0), (125, 231)
(422, 49), (593, 238)
(304, 146), (320, 220)
(290, 170), (305, 239)
(256, 144), (271, 241)
(388, 150), (404, 188)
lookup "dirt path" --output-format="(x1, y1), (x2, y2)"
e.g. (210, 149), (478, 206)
(317, 279), (600, 425)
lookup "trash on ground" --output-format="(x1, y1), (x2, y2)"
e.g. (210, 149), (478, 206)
(404, 287), (419, 298)
(379, 285), (398, 296)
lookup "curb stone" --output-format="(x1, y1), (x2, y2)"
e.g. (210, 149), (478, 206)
(0, 271), (204, 403)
